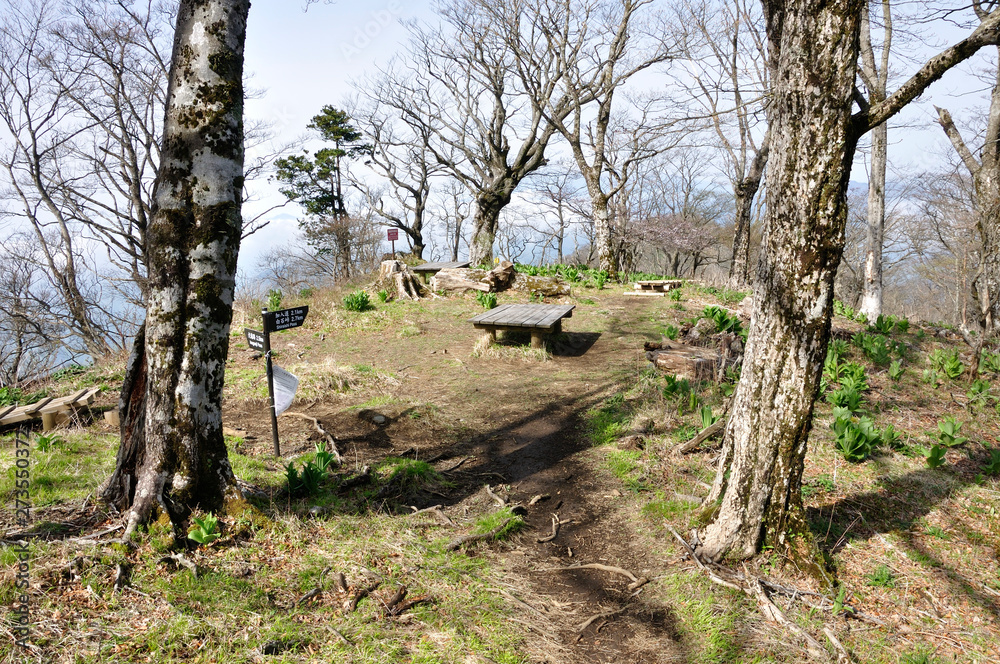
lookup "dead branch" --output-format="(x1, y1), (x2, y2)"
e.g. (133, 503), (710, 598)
(297, 587), (322, 606)
(822, 627), (852, 664)
(446, 517), (514, 551)
(538, 562), (638, 583)
(345, 580), (382, 612)
(528, 493), (550, 505)
(747, 574), (830, 661)
(673, 418), (726, 455)
(536, 514), (569, 543)
(485, 484), (506, 506)
(409, 504), (455, 526)
(283, 412), (342, 464)
(335, 572), (349, 593)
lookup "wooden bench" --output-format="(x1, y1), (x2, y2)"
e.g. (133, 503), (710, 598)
(625, 280), (683, 297)
(469, 303), (575, 348)
(412, 260), (471, 283)
(0, 387), (102, 430)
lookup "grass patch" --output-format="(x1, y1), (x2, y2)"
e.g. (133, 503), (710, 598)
(584, 394), (631, 445)
(0, 431), (116, 507)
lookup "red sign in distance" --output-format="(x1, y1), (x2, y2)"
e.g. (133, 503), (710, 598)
(387, 228), (398, 241)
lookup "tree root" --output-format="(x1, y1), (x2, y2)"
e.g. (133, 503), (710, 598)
(446, 517), (514, 551)
(667, 525), (861, 662)
(537, 562), (648, 591)
(282, 412), (342, 464)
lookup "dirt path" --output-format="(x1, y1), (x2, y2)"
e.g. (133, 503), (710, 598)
(226, 293), (687, 662)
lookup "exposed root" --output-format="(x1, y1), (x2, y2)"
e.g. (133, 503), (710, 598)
(283, 411), (343, 464)
(446, 517), (514, 551)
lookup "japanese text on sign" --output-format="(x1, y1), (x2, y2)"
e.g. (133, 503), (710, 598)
(245, 328), (265, 351)
(264, 306), (309, 332)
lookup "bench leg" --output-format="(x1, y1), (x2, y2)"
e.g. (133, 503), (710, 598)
(530, 330), (544, 349)
(482, 329), (496, 344)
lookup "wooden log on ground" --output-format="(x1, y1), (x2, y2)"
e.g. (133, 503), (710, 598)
(482, 261), (516, 291)
(510, 274), (571, 297)
(430, 268), (492, 293)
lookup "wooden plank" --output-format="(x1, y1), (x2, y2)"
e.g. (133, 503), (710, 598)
(624, 291), (667, 297)
(413, 260), (471, 272)
(71, 386), (101, 405)
(469, 303), (517, 325)
(0, 405), (16, 420)
(24, 397), (54, 415)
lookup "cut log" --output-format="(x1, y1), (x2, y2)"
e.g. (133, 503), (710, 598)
(372, 260), (425, 300)
(430, 268), (491, 293)
(646, 342), (735, 382)
(482, 260), (516, 291)
(510, 274), (571, 297)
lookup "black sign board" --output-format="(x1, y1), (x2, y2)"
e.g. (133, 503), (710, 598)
(263, 306), (309, 332)
(244, 328), (265, 351)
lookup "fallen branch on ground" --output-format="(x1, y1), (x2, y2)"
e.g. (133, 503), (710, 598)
(485, 484), (506, 507)
(576, 607), (627, 632)
(536, 514), (570, 543)
(283, 412), (342, 464)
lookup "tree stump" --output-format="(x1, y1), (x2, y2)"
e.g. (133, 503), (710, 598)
(645, 342), (734, 382)
(511, 274), (571, 297)
(373, 260), (425, 300)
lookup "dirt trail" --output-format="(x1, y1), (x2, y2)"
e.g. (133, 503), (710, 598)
(225, 295), (686, 662)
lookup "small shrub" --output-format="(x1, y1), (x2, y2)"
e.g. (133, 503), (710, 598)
(894, 318), (910, 334)
(870, 314), (895, 335)
(662, 374), (691, 399)
(967, 378), (993, 409)
(266, 288), (283, 311)
(980, 351), (1000, 374)
(668, 287), (682, 301)
(888, 359), (904, 381)
(187, 513), (221, 545)
(342, 290), (373, 312)
(34, 432), (63, 452)
(376, 289), (390, 303)
(831, 410), (879, 462)
(936, 416), (967, 447)
(663, 324), (680, 340)
(828, 339), (850, 359)
(880, 423), (904, 449)
(924, 445), (947, 469)
(476, 291), (498, 309)
(698, 405), (720, 430)
(702, 306), (743, 336)
(866, 563), (896, 588)
(983, 448), (1000, 476)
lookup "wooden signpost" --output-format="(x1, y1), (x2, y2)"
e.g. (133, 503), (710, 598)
(246, 306), (308, 456)
(387, 228), (398, 256)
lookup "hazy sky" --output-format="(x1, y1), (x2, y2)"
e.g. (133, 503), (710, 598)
(234, 1), (999, 277)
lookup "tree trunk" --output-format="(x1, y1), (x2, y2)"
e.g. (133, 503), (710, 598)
(106, 0), (251, 539)
(698, 0), (862, 563)
(469, 192), (508, 266)
(859, 120), (887, 320)
(100, 324), (146, 510)
(592, 194), (616, 279)
(728, 135), (769, 291)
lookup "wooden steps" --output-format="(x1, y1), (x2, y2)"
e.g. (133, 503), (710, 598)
(0, 387), (102, 430)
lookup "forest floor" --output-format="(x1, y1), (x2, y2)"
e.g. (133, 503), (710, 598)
(2, 277), (1000, 663)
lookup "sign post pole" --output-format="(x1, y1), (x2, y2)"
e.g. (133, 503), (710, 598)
(388, 228), (398, 257)
(261, 308), (281, 456)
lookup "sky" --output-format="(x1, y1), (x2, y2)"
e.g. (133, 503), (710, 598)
(234, 0), (1000, 278)
(238, 0), (435, 277)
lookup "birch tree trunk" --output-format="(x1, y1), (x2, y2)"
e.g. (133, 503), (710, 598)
(698, 0), (863, 563)
(103, 0), (251, 539)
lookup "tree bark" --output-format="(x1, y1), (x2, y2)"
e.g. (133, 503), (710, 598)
(700, 1), (1000, 563)
(469, 189), (511, 266)
(859, 120), (887, 320)
(698, 0), (863, 562)
(727, 136), (769, 291)
(592, 195), (615, 278)
(106, 0), (251, 539)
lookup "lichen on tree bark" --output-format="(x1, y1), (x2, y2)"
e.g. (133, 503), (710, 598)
(101, 0), (252, 539)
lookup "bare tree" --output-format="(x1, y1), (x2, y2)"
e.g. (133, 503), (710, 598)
(102, 0), (251, 539)
(698, 3), (1000, 562)
(523, 163), (588, 264)
(934, 5), (1000, 368)
(683, 0), (771, 290)
(347, 94), (438, 259)
(498, 0), (679, 277)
